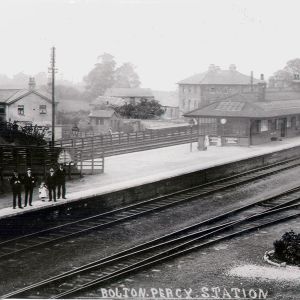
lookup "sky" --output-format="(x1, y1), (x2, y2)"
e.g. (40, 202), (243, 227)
(0, 0), (299, 90)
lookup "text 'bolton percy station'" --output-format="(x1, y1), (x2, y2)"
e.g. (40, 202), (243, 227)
(99, 287), (269, 299)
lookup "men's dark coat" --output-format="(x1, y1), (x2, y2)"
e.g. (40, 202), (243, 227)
(46, 174), (56, 188)
(23, 174), (36, 189)
(56, 168), (66, 184)
(10, 175), (22, 192)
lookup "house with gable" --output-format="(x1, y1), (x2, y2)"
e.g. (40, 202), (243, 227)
(178, 64), (260, 115)
(0, 77), (54, 126)
(104, 88), (154, 105)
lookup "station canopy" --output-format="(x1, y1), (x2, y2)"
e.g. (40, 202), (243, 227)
(184, 99), (300, 119)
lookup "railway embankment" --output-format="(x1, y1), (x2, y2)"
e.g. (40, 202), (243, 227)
(1, 142), (300, 236)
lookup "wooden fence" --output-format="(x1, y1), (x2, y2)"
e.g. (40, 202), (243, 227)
(0, 144), (104, 178)
(55, 124), (216, 158)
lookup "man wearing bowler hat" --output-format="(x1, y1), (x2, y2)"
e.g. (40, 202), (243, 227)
(23, 168), (36, 207)
(56, 164), (67, 199)
(46, 168), (57, 202)
(10, 170), (23, 209)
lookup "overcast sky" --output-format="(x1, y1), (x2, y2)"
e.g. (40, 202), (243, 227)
(0, 0), (299, 90)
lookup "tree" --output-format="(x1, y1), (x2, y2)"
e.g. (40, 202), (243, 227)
(270, 58), (300, 88)
(112, 98), (165, 119)
(113, 63), (140, 88)
(54, 85), (83, 100)
(84, 53), (116, 99)
(83, 53), (141, 100)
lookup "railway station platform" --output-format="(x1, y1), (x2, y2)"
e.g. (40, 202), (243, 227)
(2, 136), (300, 220)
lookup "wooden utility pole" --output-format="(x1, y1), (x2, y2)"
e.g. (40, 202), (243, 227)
(50, 47), (56, 145)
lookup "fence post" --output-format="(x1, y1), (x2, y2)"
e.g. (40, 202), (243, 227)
(119, 132), (121, 145)
(91, 137), (94, 175)
(127, 133), (130, 144)
(102, 150), (105, 173)
(135, 132), (138, 145)
(80, 150), (83, 178)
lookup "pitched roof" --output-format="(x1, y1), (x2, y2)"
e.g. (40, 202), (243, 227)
(184, 99), (300, 118)
(0, 89), (21, 102)
(178, 69), (260, 85)
(89, 110), (116, 118)
(105, 88), (153, 98)
(210, 89), (300, 103)
(0, 88), (52, 104)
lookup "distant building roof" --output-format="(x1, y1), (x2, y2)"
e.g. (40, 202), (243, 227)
(0, 88), (52, 104)
(178, 65), (260, 85)
(184, 99), (300, 118)
(89, 110), (116, 118)
(105, 88), (154, 98)
(0, 89), (20, 102)
(209, 89), (300, 103)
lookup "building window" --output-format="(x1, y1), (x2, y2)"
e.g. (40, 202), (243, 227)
(287, 118), (292, 128)
(260, 120), (268, 132)
(39, 105), (47, 114)
(0, 105), (5, 114)
(254, 120), (261, 133)
(100, 118), (104, 125)
(291, 116), (296, 128)
(18, 105), (24, 115)
(296, 116), (300, 128)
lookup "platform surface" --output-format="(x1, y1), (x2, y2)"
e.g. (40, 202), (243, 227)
(1, 136), (300, 218)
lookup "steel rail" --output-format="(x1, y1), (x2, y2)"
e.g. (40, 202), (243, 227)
(3, 201), (300, 299)
(1, 156), (300, 260)
(5, 189), (300, 297)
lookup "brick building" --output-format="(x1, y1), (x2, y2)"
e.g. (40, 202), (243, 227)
(184, 79), (300, 146)
(178, 64), (260, 115)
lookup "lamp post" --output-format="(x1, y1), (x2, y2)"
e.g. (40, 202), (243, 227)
(72, 125), (79, 137)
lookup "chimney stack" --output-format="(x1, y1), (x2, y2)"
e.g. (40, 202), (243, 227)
(28, 77), (36, 90)
(257, 73), (266, 101)
(229, 64), (237, 71)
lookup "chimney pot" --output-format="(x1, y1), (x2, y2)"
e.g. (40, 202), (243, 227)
(28, 77), (36, 90)
(229, 64), (237, 71)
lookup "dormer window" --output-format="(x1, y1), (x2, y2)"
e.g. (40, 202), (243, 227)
(39, 105), (47, 114)
(18, 105), (24, 115)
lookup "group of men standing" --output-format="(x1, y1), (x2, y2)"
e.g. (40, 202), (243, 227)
(9, 164), (67, 209)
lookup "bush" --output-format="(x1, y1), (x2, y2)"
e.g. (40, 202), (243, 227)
(273, 230), (300, 265)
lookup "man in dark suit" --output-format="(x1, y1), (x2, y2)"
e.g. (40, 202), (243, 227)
(46, 168), (57, 202)
(23, 168), (36, 207)
(10, 170), (23, 209)
(56, 164), (67, 199)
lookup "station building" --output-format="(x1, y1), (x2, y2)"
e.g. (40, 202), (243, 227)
(184, 78), (300, 146)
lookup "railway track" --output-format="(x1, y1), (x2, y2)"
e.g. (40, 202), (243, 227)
(3, 187), (300, 299)
(1, 156), (300, 260)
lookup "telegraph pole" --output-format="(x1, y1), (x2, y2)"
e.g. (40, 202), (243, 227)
(50, 46), (56, 145)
